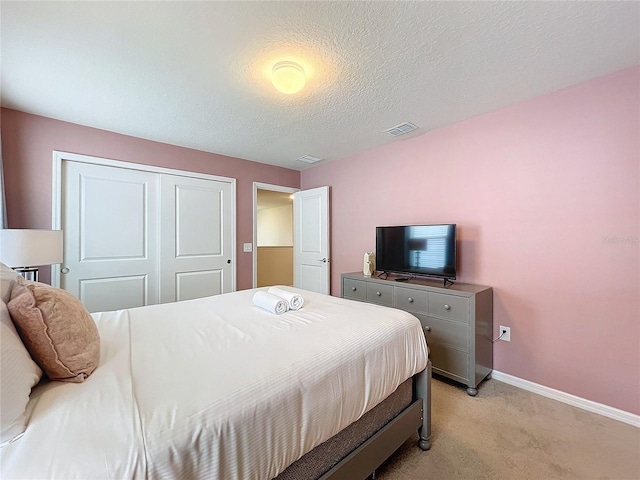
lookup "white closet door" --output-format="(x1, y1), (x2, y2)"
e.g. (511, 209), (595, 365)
(61, 161), (160, 312)
(159, 174), (234, 303)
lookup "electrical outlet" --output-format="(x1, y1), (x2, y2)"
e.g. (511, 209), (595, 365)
(499, 325), (511, 342)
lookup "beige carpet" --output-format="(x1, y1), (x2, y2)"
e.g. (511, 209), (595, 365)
(375, 376), (640, 480)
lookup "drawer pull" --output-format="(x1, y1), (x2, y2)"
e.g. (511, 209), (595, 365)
(408, 297), (413, 303)
(376, 291), (381, 297)
(351, 286), (356, 291)
(444, 304), (451, 310)
(424, 326), (431, 332)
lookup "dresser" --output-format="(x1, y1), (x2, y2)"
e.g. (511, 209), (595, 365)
(341, 272), (493, 395)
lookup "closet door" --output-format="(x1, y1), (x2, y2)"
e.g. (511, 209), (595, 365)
(159, 174), (234, 303)
(57, 153), (236, 312)
(60, 161), (160, 312)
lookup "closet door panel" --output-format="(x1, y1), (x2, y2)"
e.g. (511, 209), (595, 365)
(175, 185), (222, 257)
(60, 161), (160, 312)
(160, 175), (233, 303)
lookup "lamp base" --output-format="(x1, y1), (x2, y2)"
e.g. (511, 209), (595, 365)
(15, 267), (39, 282)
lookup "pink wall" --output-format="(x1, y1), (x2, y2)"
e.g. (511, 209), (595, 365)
(301, 67), (640, 415)
(1, 108), (300, 289)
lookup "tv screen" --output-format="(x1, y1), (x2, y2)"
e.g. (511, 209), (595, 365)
(376, 224), (457, 279)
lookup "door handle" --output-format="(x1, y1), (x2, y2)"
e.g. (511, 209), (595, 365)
(317, 258), (328, 263)
(61, 267), (70, 274)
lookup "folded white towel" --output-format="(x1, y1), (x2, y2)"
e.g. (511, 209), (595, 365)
(268, 286), (304, 311)
(253, 291), (289, 315)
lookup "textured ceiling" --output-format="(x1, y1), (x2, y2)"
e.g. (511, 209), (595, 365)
(1, 1), (638, 171)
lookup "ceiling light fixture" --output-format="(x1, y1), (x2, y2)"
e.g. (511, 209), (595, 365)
(272, 61), (306, 94)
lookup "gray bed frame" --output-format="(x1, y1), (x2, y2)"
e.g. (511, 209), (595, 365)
(319, 360), (432, 480)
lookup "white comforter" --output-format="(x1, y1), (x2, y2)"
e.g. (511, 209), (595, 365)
(1, 288), (428, 480)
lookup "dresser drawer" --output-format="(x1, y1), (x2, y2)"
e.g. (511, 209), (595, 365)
(417, 314), (469, 352)
(366, 283), (394, 307)
(429, 342), (470, 382)
(395, 286), (428, 314)
(428, 292), (470, 323)
(343, 278), (367, 301)
(340, 272), (493, 392)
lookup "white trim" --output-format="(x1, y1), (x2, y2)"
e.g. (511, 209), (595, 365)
(52, 150), (235, 183)
(52, 151), (237, 292)
(51, 155), (64, 287)
(492, 370), (640, 428)
(252, 182), (298, 288)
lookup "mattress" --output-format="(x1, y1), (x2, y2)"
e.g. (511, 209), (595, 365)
(276, 378), (414, 480)
(1, 287), (428, 480)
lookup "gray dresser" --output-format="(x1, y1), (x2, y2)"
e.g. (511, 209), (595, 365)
(341, 272), (493, 395)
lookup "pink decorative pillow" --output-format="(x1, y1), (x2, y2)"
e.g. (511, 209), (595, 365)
(7, 279), (100, 383)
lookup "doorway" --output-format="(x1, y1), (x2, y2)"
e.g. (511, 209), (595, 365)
(253, 183), (297, 288)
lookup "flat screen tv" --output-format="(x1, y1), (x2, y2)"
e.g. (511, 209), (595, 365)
(376, 224), (457, 281)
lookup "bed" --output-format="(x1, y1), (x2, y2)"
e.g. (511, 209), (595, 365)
(1, 266), (431, 480)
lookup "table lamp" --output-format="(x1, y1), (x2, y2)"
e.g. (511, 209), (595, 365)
(0, 229), (64, 282)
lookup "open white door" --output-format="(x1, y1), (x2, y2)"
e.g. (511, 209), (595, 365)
(293, 186), (330, 294)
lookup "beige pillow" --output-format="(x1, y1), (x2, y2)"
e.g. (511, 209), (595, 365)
(7, 279), (100, 383)
(0, 300), (43, 446)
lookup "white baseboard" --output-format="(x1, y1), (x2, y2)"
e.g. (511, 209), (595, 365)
(491, 370), (640, 428)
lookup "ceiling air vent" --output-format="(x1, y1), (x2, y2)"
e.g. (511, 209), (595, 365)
(384, 122), (417, 137)
(296, 155), (322, 164)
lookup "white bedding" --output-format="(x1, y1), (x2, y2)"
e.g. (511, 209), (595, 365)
(1, 287), (428, 480)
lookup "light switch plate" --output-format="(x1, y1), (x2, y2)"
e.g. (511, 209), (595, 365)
(243, 243), (253, 252)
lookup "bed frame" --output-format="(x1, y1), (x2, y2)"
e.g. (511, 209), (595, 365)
(275, 359), (431, 480)
(318, 360), (432, 480)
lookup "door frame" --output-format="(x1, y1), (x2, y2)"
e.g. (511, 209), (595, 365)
(252, 182), (298, 288)
(52, 151), (237, 291)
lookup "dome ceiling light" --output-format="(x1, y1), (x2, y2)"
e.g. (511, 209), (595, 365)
(271, 61), (306, 94)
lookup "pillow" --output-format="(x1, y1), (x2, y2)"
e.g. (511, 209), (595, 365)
(7, 278), (100, 383)
(1, 262), (21, 304)
(0, 300), (43, 446)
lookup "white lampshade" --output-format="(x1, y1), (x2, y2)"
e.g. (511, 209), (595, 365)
(0, 229), (64, 267)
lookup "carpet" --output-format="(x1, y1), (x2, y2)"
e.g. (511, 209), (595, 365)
(375, 376), (640, 480)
